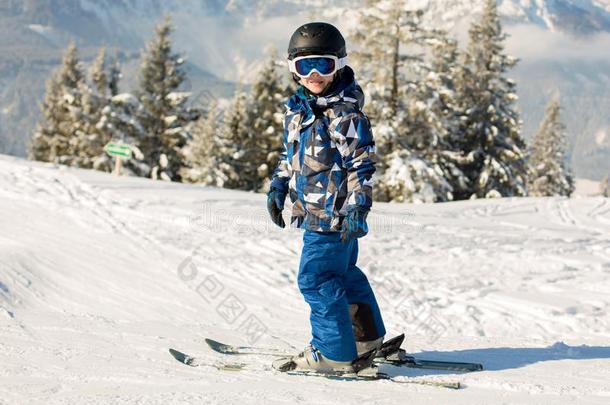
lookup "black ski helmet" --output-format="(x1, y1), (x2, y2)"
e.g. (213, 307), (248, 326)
(287, 22), (347, 59)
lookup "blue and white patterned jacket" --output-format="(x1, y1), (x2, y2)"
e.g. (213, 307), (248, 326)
(270, 66), (376, 232)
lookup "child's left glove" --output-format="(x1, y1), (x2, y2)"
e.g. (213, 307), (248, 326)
(340, 205), (369, 243)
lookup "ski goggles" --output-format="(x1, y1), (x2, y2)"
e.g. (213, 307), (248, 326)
(288, 54), (348, 78)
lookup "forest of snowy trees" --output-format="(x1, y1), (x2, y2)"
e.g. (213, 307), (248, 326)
(30, 0), (586, 202)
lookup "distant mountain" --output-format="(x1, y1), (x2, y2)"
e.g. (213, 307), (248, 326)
(411, 0), (610, 34)
(0, 0), (609, 179)
(501, 0), (610, 34)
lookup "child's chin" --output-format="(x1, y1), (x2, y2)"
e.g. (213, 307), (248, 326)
(308, 85), (324, 94)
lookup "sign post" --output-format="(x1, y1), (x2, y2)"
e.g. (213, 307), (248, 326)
(103, 142), (133, 176)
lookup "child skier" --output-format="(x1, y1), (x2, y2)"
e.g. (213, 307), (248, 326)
(267, 22), (386, 373)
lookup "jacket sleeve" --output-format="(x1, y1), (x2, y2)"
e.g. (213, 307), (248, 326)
(269, 113), (291, 193)
(332, 112), (377, 210)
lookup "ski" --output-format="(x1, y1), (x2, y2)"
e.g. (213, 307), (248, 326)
(169, 348), (460, 389)
(284, 368), (461, 389)
(204, 334), (483, 373)
(381, 349), (483, 372)
(372, 334), (482, 373)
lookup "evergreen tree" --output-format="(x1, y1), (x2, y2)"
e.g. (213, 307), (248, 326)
(351, 1), (459, 203)
(351, 0), (423, 157)
(97, 93), (150, 176)
(181, 101), (226, 186)
(186, 48), (289, 191)
(70, 48), (113, 171)
(217, 90), (252, 189)
(380, 75), (455, 203)
(528, 96), (574, 196)
(389, 29), (473, 202)
(248, 47), (290, 192)
(137, 16), (198, 181)
(29, 69), (63, 162)
(427, 32), (471, 197)
(29, 42), (85, 165)
(455, 0), (528, 199)
(88, 51), (151, 176)
(90, 48), (109, 96)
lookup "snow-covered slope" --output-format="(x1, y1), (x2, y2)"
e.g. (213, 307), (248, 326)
(1, 154), (609, 404)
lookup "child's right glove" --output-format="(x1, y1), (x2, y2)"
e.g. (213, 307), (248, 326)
(267, 186), (287, 228)
(340, 205), (369, 243)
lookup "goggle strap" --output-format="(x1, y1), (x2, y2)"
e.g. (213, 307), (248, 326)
(337, 56), (347, 69)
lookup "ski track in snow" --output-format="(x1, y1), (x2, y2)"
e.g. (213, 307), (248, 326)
(0, 155), (609, 404)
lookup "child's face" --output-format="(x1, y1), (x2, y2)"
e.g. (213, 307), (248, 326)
(300, 72), (334, 95)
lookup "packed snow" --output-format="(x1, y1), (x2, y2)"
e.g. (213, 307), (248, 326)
(1, 154), (609, 404)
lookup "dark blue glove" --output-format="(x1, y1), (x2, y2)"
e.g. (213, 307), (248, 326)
(340, 206), (369, 243)
(267, 186), (287, 228)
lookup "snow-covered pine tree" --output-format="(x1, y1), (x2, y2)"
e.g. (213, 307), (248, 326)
(97, 92), (150, 177)
(217, 90), (253, 190)
(351, 1), (458, 203)
(136, 16), (198, 181)
(70, 48), (113, 171)
(350, 0), (422, 157)
(528, 96), (575, 196)
(454, 0), (528, 199)
(90, 48), (109, 96)
(96, 53), (152, 177)
(390, 28), (477, 203)
(29, 69), (63, 162)
(383, 70), (456, 203)
(427, 31), (471, 197)
(29, 42), (85, 165)
(249, 47), (290, 192)
(181, 101), (226, 186)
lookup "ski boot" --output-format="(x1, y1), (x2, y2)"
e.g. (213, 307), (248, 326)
(272, 345), (377, 374)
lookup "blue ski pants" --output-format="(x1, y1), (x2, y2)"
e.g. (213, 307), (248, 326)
(298, 230), (386, 362)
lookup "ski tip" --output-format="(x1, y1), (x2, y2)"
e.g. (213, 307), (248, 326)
(169, 348), (187, 362)
(205, 338), (237, 354)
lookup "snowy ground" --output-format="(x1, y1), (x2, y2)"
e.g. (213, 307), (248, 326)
(1, 153), (609, 404)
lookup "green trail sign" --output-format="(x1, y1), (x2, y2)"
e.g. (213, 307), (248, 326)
(104, 142), (132, 158)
